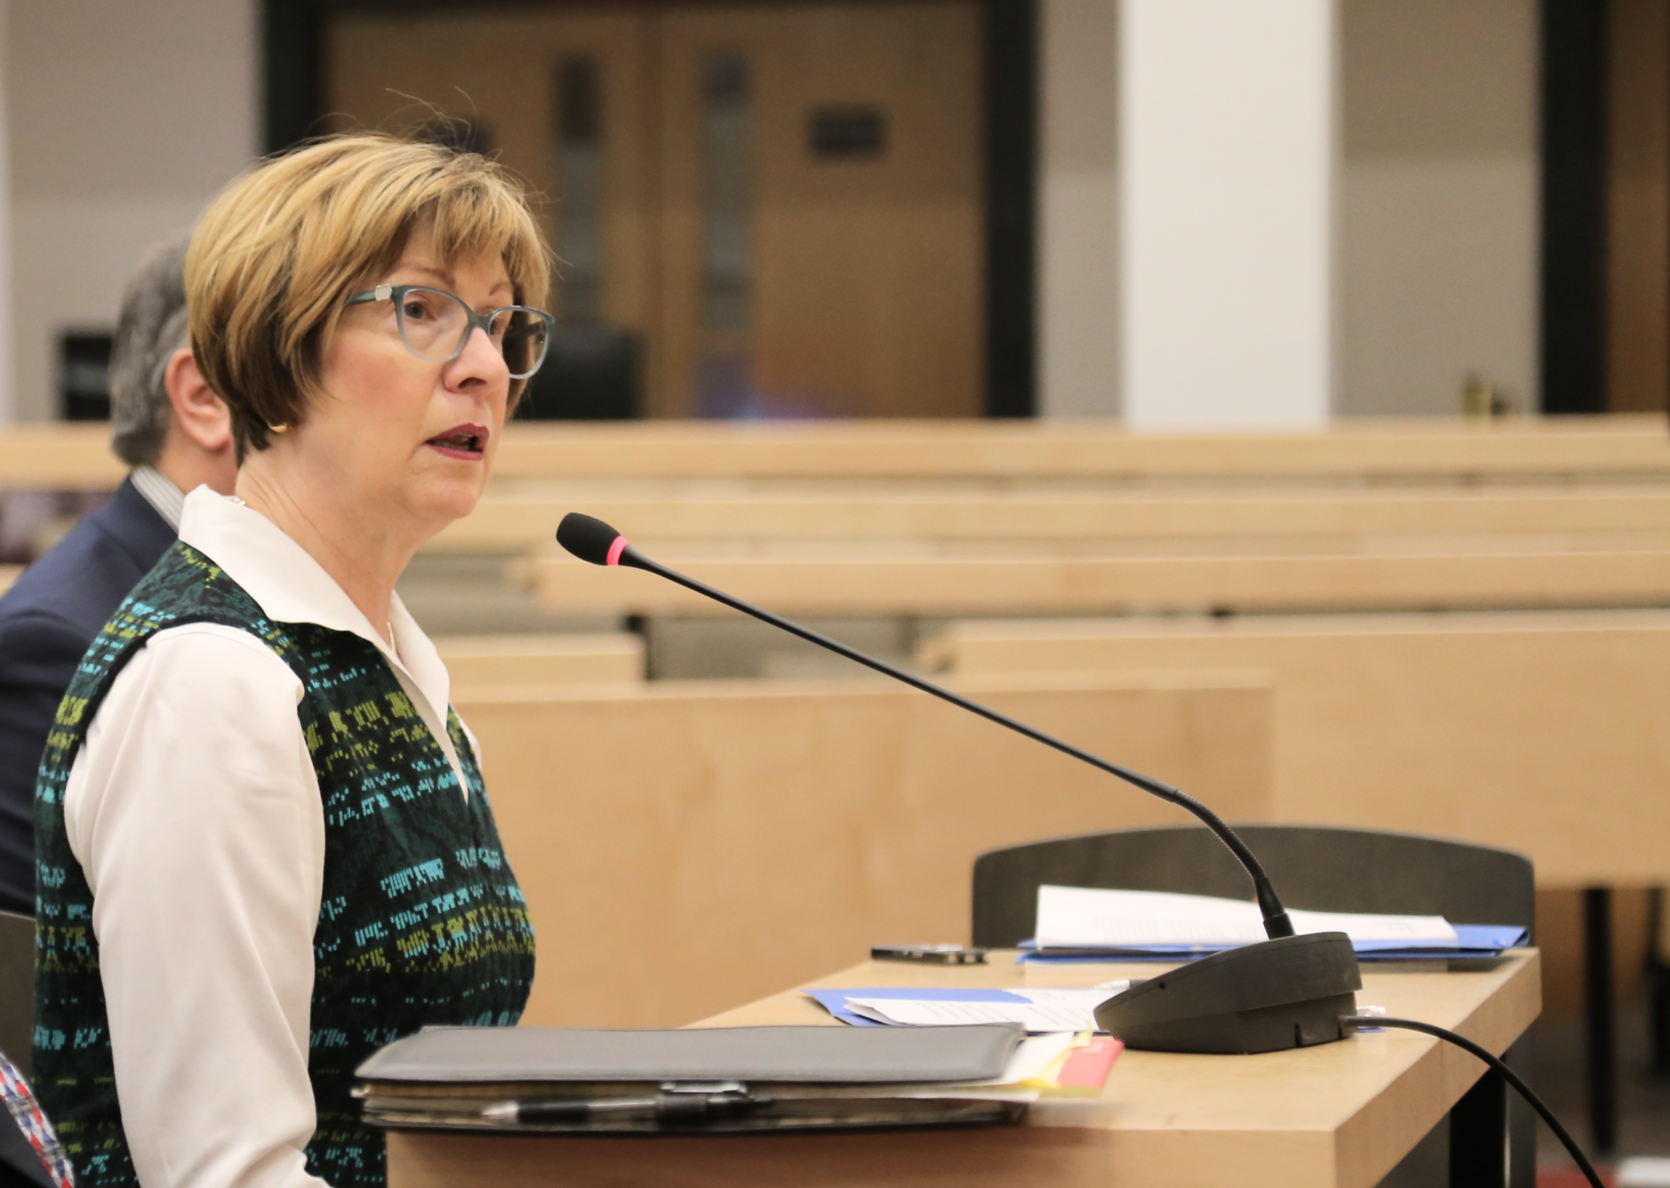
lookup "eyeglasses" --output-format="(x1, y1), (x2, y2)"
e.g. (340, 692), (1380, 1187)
(345, 284), (555, 379)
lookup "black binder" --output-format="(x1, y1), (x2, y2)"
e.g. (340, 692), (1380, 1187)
(355, 1024), (1029, 1134)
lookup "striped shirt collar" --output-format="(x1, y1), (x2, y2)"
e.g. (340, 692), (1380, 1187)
(129, 464), (185, 532)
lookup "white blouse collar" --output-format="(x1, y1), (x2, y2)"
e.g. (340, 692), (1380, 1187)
(176, 486), (452, 721)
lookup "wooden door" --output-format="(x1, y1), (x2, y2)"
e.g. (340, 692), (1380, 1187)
(654, 4), (982, 419)
(326, 8), (660, 322)
(324, 2), (982, 420)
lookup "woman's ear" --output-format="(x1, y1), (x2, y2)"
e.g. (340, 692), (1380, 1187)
(164, 349), (233, 454)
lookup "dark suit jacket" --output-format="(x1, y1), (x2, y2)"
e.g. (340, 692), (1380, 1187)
(0, 479), (174, 916)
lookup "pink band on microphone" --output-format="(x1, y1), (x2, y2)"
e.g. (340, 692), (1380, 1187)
(606, 537), (629, 566)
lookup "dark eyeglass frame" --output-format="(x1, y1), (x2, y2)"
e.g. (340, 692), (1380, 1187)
(345, 284), (556, 379)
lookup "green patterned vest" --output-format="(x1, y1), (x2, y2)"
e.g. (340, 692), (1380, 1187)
(32, 542), (537, 1188)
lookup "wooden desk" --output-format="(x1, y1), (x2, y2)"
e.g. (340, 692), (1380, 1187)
(386, 950), (1541, 1188)
(435, 632), (643, 686)
(7, 416), (1670, 490)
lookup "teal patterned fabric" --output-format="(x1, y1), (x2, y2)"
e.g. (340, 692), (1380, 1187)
(33, 542), (536, 1188)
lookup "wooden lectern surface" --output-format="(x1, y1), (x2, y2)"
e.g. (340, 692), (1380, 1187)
(385, 949), (1539, 1188)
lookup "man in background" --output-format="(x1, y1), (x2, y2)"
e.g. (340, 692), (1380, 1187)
(0, 240), (236, 916)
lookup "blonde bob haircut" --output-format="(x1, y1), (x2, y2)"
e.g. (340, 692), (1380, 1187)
(186, 133), (551, 458)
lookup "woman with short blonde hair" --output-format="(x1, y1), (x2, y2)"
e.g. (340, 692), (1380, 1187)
(34, 134), (551, 1188)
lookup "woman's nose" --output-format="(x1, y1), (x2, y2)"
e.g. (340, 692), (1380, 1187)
(449, 325), (510, 387)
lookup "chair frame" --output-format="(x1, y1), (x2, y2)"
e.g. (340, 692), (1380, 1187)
(971, 824), (1535, 1188)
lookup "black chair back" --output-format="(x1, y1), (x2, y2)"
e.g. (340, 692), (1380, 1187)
(0, 909), (31, 1078)
(517, 325), (640, 421)
(972, 824), (1534, 949)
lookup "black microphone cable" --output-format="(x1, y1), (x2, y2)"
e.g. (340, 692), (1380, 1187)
(1340, 1015), (1604, 1188)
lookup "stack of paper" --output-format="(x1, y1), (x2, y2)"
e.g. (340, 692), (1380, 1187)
(805, 986), (1132, 1032)
(1023, 886), (1527, 962)
(922, 1030), (1120, 1097)
(799, 990), (1125, 1095)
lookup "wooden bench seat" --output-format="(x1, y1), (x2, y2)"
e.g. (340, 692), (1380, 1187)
(428, 485), (1670, 554)
(532, 548), (1670, 617)
(487, 417), (1670, 482)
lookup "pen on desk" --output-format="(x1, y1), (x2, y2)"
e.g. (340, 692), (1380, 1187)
(482, 1091), (773, 1126)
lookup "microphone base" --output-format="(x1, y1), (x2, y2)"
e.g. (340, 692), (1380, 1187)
(1092, 932), (1362, 1055)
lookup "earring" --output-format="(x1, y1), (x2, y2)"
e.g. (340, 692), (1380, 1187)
(267, 423), (289, 434)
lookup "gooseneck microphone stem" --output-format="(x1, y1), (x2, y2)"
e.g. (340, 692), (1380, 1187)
(583, 527), (1294, 941)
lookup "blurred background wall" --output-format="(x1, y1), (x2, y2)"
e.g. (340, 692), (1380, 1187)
(2, 0), (257, 424)
(0, 0), (1658, 426)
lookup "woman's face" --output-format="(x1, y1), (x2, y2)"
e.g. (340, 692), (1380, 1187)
(305, 221), (514, 536)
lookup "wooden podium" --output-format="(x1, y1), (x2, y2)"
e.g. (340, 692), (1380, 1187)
(384, 948), (1539, 1188)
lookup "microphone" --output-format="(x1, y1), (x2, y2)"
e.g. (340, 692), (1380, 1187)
(556, 512), (1361, 1055)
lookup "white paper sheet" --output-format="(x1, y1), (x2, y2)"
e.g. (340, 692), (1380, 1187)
(844, 988), (1119, 1033)
(1034, 885), (1459, 948)
(991, 1031), (1077, 1083)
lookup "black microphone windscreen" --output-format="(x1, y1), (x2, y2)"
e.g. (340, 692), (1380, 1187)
(556, 512), (624, 566)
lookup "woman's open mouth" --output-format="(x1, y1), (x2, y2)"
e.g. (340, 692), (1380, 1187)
(425, 424), (489, 461)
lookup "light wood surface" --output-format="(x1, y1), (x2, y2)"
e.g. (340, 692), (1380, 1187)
(4, 418), (1669, 490)
(435, 633), (643, 686)
(454, 672), (1273, 1029)
(431, 483), (1670, 553)
(933, 609), (1670, 885)
(0, 424), (123, 487)
(534, 547), (1670, 616)
(386, 950), (1540, 1188)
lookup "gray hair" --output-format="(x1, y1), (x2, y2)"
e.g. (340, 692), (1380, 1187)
(109, 238), (190, 467)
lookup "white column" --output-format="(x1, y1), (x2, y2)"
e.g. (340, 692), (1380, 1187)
(1038, 0), (1121, 419)
(1119, 0), (1336, 429)
(7, 0), (258, 422)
